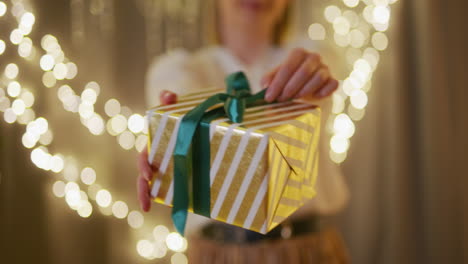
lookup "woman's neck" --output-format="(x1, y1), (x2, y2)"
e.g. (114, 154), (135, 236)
(220, 25), (273, 66)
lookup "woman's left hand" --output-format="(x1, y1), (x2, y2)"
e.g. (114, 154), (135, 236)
(261, 48), (339, 102)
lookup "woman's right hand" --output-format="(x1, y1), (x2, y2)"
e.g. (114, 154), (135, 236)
(137, 90), (177, 212)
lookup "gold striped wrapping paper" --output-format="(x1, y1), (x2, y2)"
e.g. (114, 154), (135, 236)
(146, 89), (321, 234)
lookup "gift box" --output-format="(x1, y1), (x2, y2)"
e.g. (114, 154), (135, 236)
(146, 72), (321, 235)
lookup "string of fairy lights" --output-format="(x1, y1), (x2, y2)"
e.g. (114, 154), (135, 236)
(0, 0), (397, 262)
(311, 0), (397, 163)
(0, 0), (187, 262)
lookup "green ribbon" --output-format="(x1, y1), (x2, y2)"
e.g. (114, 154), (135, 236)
(172, 72), (267, 235)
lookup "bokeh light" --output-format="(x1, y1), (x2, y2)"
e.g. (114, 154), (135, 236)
(127, 210), (144, 229)
(112, 201), (129, 219)
(96, 189), (112, 207)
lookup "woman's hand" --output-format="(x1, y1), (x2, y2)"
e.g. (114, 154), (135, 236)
(261, 48), (339, 102)
(137, 90), (177, 212)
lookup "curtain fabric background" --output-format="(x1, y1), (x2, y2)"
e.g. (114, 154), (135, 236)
(1, 1), (467, 263)
(339, 1), (468, 263)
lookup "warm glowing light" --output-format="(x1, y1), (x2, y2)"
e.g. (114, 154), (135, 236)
(77, 201), (93, 218)
(330, 149), (347, 164)
(371, 32), (388, 50)
(85, 82), (100, 96)
(350, 90), (368, 109)
(18, 37), (33, 57)
(0, 97), (11, 112)
(64, 162), (79, 181)
(363, 5), (374, 23)
(0, 2), (7, 17)
(10, 29), (23, 45)
(53, 63), (68, 80)
(127, 211), (144, 229)
(363, 47), (380, 69)
(51, 49), (64, 64)
(81, 88), (97, 104)
(135, 134), (148, 152)
(0, 39), (5, 54)
(166, 233), (186, 252)
(41, 35), (59, 52)
(333, 114), (355, 138)
(330, 135), (350, 154)
(105, 99), (121, 117)
(42, 72), (57, 88)
(66, 62), (78, 79)
(96, 189), (112, 207)
(40, 54), (55, 71)
(111, 114), (127, 134)
(118, 131), (135, 150)
(153, 225), (170, 241)
(11, 3), (24, 18)
(20, 12), (35, 27)
(137, 240), (154, 258)
(7, 81), (21, 97)
(35, 117), (49, 135)
(348, 104), (366, 121)
(20, 90), (34, 107)
(308, 23), (326, 40)
(4, 108), (16, 123)
(128, 114), (145, 133)
(81, 167), (96, 185)
(78, 103), (94, 119)
(12, 99), (25, 115)
(152, 241), (168, 259)
(5, 63), (19, 79)
(52, 181), (66, 198)
(324, 5), (341, 23)
(50, 155), (64, 173)
(65, 182), (79, 193)
(22, 132), (37, 148)
(343, 0), (359, 8)
(373, 5), (390, 24)
(334, 33), (350, 47)
(332, 93), (345, 114)
(65, 189), (81, 208)
(86, 114), (104, 135)
(120, 106), (133, 117)
(171, 253), (188, 264)
(333, 17), (350, 35)
(39, 129), (54, 145)
(354, 59), (372, 75)
(58, 85), (74, 102)
(112, 201), (129, 219)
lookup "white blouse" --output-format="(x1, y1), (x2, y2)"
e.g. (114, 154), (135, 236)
(145, 45), (349, 232)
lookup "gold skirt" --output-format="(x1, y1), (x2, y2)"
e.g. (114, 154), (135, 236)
(187, 227), (349, 264)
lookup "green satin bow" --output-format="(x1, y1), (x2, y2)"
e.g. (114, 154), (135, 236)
(172, 72), (267, 235)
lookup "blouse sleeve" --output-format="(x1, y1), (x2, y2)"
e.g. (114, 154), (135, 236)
(145, 49), (198, 108)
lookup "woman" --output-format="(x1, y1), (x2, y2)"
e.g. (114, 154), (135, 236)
(138, 0), (349, 262)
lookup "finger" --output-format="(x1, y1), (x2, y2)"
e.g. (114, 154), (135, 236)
(160, 90), (178, 105)
(138, 176), (151, 212)
(278, 53), (322, 102)
(265, 48), (308, 102)
(314, 78), (339, 99)
(260, 65), (279, 89)
(294, 65), (330, 99)
(138, 151), (153, 181)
